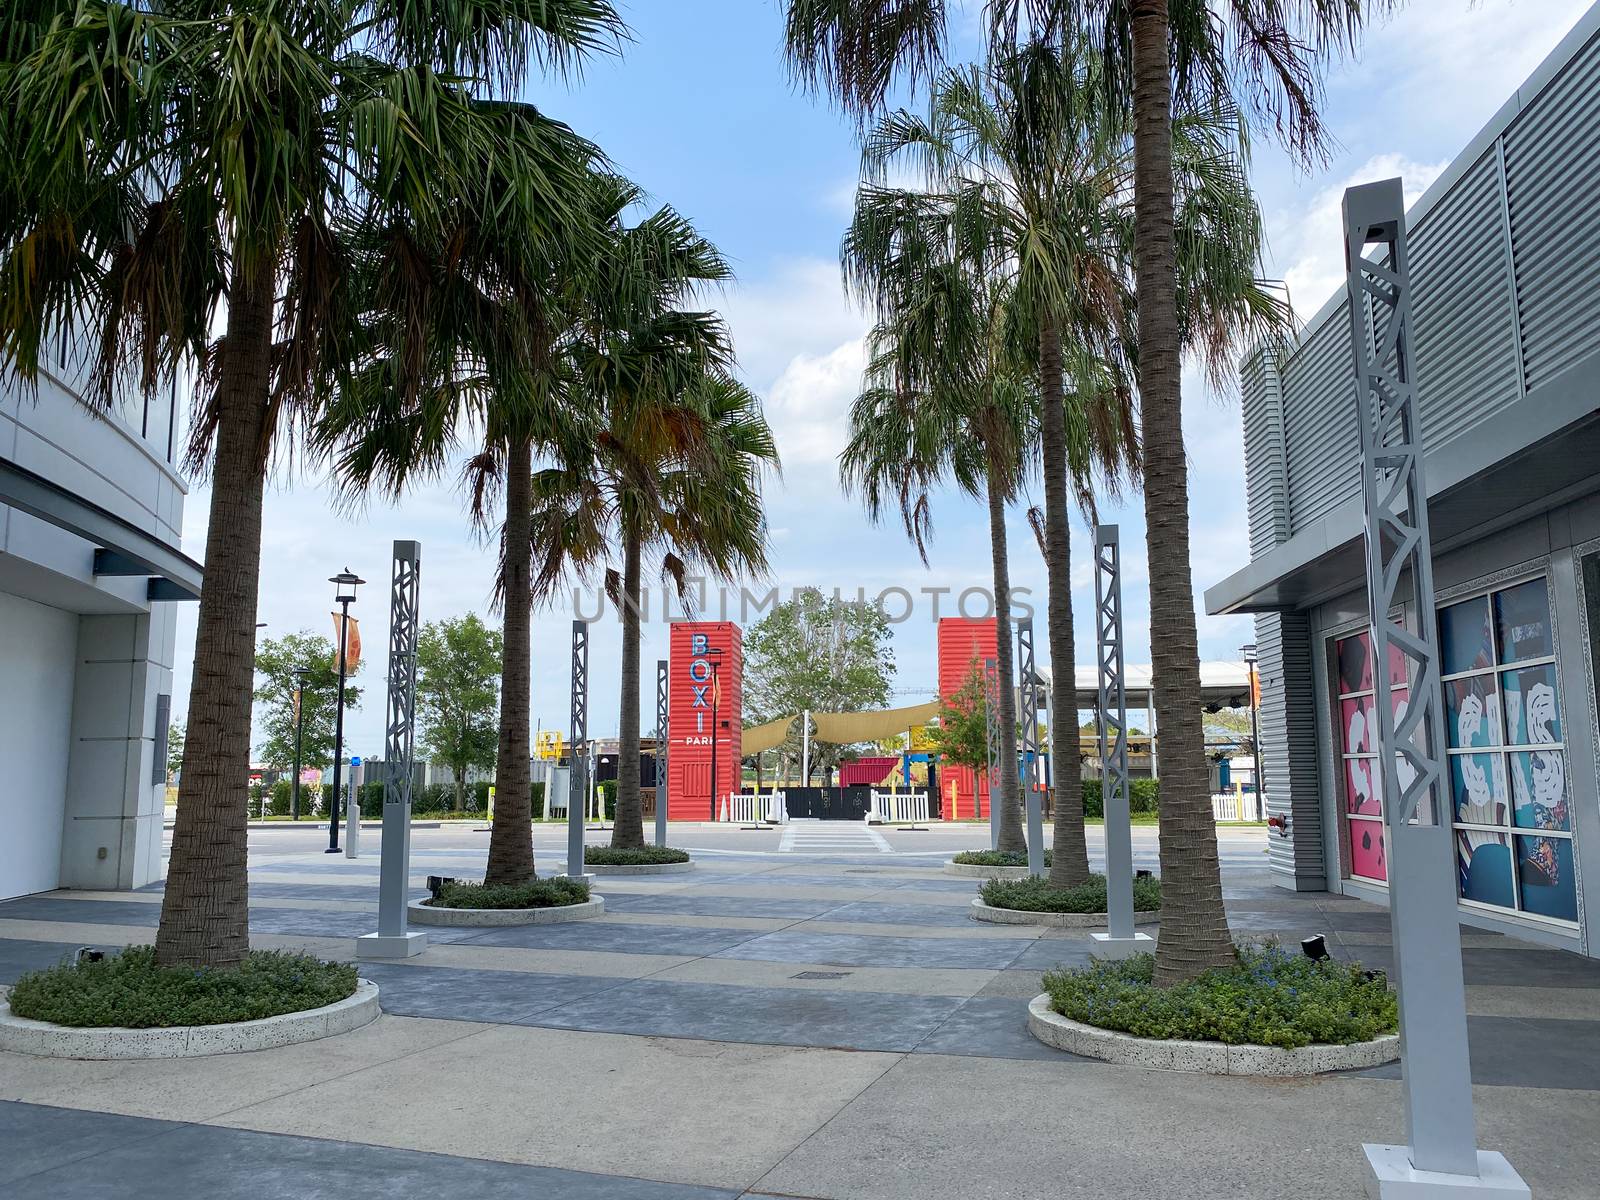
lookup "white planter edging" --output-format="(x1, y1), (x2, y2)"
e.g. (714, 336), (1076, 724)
(1026, 993), (1399, 1076)
(407, 897), (605, 926)
(970, 898), (1160, 928)
(584, 860), (694, 875)
(943, 860), (1036, 879)
(0, 980), (379, 1060)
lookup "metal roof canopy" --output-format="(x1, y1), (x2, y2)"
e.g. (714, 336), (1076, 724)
(1032, 660), (1254, 711)
(0, 454), (201, 600)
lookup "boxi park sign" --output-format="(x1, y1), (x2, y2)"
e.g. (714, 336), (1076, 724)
(667, 621), (742, 821)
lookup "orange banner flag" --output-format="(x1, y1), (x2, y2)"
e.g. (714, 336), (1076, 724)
(332, 613), (362, 673)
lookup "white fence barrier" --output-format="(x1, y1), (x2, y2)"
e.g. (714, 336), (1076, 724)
(869, 789), (930, 825)
(1210, 790), (1260, 822)
(720, 792), (785, 824)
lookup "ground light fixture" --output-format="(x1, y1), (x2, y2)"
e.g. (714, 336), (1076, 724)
(1301, 934), (1331, 962)
(326, 569), (365, 854)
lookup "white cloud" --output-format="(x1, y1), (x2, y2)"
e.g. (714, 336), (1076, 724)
(1268, 152), (1447, 321)
(764, 337), (868, 468)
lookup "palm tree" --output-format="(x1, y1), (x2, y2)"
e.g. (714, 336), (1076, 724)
(785, 0), (1311, 982)
(529, 230), (778, 848)
(839, 254), (1035, 854)
(0, 1), (622, 964)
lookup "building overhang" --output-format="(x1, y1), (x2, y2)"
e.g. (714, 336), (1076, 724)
(1206, 371), (1600, 615)
(0, 454), (201, 601)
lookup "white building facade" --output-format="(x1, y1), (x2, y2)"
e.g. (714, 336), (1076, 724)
(1207, 5), (1600, 959)
(0, 359), (196, 901)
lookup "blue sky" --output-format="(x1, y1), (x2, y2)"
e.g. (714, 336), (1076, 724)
(171, 0), (1593, 759)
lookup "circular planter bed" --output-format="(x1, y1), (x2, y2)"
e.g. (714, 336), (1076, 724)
(944, 860), (1036, 879)
(1027, 994), (1397, 1075)
(1026, 946), (1399, 1076)
(0, 947), (377, 1060)
(585, 861), (694, 875)
(971, 898), (1161, 928)
(409, 896), (604, 926)
(583, 847), (693, 875)
(409, 877), (603, 926)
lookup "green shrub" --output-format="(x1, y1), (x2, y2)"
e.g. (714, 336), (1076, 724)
(473, 781), (493, 812)
(1042, 945), (1398, 1048)
(584, 845), (690, 866)
(1079, 778), (1158, 818)
(426, 876), (591, 910)
(980, 872), (1161, 913)
(951, 849), (1052, 867)
(8, 946), (357, 1029)
(531, 780), (545, 819)
(267, 779), (293, 817)
(359, 780), (385, 818)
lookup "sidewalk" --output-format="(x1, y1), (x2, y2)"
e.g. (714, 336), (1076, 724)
(1, 831), (1594, 1198)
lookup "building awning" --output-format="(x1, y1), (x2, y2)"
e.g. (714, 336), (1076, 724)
(0, 454), (201, 600)
(1205, 391), (1600, 616)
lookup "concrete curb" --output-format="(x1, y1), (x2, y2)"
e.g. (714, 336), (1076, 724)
(407, 897), (606, 926)
(584, 860), (695, 875)
(1025, 994), (1399, 1076)
(970, 898), (1161, 928)
(0, 981), (380, 1060)
(943, 860), (1036, 879)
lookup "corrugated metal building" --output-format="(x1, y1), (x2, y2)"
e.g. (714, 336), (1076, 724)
(1207, 3), (1600, 958)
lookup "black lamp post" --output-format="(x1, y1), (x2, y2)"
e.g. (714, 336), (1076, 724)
(1241, 643), (1264, 822)
(290, 666), (310, 821)
(326, 568), (365, 853)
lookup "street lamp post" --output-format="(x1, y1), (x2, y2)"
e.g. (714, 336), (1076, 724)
(1241, 644), (1264, 822)
(708, 659), (722, 819)
(326, 568), (365, 853)
(291, 667), (310, 821)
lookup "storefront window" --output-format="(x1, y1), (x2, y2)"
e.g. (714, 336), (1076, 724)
(1335, 631), (1389, 882)
(1439, 576), (1577, 924)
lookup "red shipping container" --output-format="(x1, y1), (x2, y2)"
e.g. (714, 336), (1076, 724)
(937, 617), (997, 819)
(667, 621), (742, 821)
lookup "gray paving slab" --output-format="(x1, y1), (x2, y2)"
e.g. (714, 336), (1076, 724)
(913, 996), (1081, 1061)
(0, 1101), (184, 1186)
(1353, 1015), (1600, 1090)
(455, 921), (762, 957)
(354, 963), (625, 1023)
(530, 977), (964, 1051)
(1334, 943), (1600, 988)
(0, 939), (104, 984)
(0, 1102), (737, 1199)
(814, 901), (981, 929)
(997, 938), (1100, 973)
(713, 929), (1034, 970)
(603, 894), (843, 919)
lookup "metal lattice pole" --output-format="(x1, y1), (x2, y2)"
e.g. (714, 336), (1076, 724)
(983, 656), (999, 851)
(1092, 525), (1148, 957)
(358, 541), (426, 959)
(567, 619), (590, 879)
(1017, 620), (1044, 876)
(655, 658), (669, 847)
(1345, 179), (1524, 1195)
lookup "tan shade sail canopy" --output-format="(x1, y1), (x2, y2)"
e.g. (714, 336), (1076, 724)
(811, 701), (940, 746)
(740, 715), (795, 757)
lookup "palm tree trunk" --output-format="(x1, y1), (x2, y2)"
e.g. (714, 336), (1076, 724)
(612, 522), (645, 848)
(1131, 0), (1235, 982)
(485, 434), (536, 886)
(985, 458), (1026, 854)
(155, 262), (274, 968)
(1039, 317), (1091, 889)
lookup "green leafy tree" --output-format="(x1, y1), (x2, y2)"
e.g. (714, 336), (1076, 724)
(523, 184), (776, 849)
(416, 616), (503, 811)
(253, 633), (361, 785)
(927, 664), (993, 775)
(744, 593), (896, 784)
(1, 0), (624, 966)
(166, 724), (185, 782)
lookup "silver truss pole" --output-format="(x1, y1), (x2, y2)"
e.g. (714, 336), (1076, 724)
(566, 619), (593, 881)
(1091, 525), (1150, 958)
(357, 540), (427, 959)
(1345, 178), (1526, 1198)
(1017, 620), (1044, 876)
